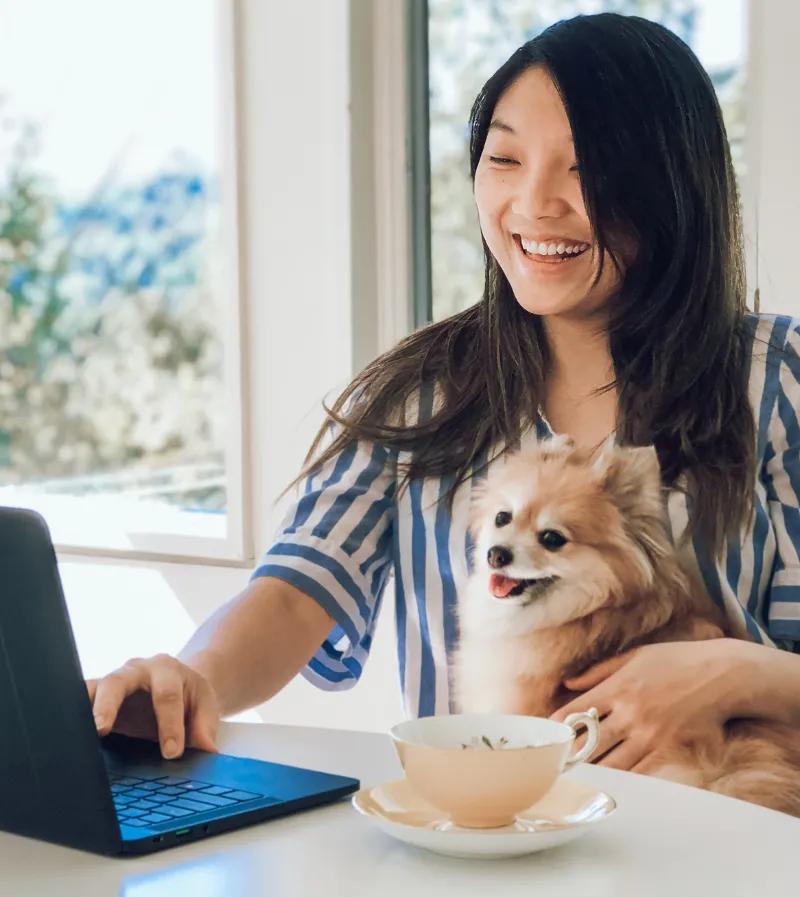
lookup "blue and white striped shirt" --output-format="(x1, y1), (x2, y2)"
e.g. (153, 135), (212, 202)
(253, 312), (800, 718)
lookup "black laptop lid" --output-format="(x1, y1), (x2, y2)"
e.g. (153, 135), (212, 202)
(0, 507), (121, 854)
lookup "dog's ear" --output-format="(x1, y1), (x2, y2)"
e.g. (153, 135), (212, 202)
(540, 433), (575, 457)
(593, 444), (661, 498)
(467, 479), (492, 537)
(590, 434), (617, 476)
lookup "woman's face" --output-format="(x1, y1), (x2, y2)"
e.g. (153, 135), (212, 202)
(474, 66), (624, 318)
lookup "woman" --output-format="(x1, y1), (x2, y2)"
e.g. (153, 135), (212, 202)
(90, 13), (800, 776)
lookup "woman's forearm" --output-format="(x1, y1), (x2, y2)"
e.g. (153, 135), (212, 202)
(178, 577), (334, 716)
(718, 637), (800, 727)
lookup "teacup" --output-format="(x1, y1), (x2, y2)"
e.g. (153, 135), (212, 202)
(389, 709), (599, 828)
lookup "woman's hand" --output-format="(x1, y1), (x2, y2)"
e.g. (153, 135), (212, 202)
(86, 653), (221, 759)
(549, 639), (746, 773)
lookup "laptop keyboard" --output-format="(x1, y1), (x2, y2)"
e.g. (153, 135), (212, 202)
(111, 774), (276, 828)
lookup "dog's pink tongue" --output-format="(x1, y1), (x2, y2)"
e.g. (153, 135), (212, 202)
(490, 573), (522, 599)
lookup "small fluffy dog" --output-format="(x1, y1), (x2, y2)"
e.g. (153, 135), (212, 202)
(452, 436), (800, 816)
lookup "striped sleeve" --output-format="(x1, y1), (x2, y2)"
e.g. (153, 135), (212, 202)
(762, 317), (800, 646)
(251, 428), (397, 690)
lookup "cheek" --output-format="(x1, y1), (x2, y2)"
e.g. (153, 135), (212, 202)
(473, 172), (505, 240)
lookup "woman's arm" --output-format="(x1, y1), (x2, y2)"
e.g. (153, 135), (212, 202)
(180, 577), (335, 716)
(718, 636), (800, 728)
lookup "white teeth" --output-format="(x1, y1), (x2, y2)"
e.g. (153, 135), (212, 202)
(519, 237), (589, 256)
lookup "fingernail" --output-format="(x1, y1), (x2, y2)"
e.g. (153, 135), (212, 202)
(163, 738), (178, 758)
(94, 714), (106, 730)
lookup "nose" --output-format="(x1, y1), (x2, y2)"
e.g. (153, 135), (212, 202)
(512, 162), (569, 220)
(487, 545), (513, 568)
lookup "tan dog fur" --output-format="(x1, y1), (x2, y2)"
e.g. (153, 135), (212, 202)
(452, 437), (800, 816)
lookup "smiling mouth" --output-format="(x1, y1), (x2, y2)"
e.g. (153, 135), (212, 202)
(489, 572), (559, 600)
(513, 234), (590, 264)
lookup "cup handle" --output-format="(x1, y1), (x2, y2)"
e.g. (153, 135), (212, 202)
(562, 707), (600, 768)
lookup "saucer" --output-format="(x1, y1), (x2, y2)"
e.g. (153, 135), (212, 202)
(351, 775), (616, 859)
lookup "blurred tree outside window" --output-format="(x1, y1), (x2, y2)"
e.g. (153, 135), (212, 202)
(428, 0), (748, 322)
(0, 0), (234, 547)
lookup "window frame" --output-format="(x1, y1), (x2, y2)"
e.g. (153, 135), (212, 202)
(6, 0), (420, 568)
(1, 0), (252, 565)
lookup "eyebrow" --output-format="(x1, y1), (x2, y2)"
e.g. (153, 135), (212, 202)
(487, 118), (574, 144)
(488, 117), (516, 134)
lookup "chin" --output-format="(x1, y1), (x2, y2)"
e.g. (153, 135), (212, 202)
(509, 284), (610, 318)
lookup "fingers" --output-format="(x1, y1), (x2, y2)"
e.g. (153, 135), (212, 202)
(91, 664), (144, 736)
(588, 712), (625, 761)
(186, 678), (220, 754)
(563, 651), (635, 691)
(551, 691), (611, 723)
(148, 658), (190, 759)
(596, 739), (647, 771)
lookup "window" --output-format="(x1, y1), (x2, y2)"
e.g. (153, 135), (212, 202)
(425, 0), (749, 323)
(0, 0), (247, 560)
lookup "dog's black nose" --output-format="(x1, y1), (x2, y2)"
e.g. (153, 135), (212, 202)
(487, 545), (513, 568)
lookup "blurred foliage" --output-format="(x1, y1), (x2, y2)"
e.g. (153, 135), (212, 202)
(0, 103), (225, 496)
(429, 0), (747, 320)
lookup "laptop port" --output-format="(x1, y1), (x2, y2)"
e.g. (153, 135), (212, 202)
(175, 828), (192, 838)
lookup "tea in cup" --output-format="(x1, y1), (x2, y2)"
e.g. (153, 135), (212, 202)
(390, 709), (599, 828)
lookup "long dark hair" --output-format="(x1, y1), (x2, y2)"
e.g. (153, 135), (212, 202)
(286, 12), (756, 558)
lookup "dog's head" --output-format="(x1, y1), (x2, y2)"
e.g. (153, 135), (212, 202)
(468, 435), (671, 630)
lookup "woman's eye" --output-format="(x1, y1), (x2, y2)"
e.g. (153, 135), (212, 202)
(569, 164), (580, 173)
(538, 529), (567, 551)
(495, 511), (512, 527)
(488, 155), (517, 166)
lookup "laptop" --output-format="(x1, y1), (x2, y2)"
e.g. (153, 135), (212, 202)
(0, 506), (360, 856)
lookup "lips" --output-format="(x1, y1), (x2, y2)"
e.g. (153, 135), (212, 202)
(489, 572), (558, 600)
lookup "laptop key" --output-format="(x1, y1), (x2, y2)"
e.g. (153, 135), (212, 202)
(225, 790), (262, 802)
(157, 805), (194, 818)
(185, 792), (238, 808)
(178, 781), (214, 792)
(152, 776), (190, 786)
(148, 793), (177, 804)
(114, 795), (136, 806)
(129, 800), (159, 811)
(159, 786), (187, 796)
(138, 781), (167, 792)
(123, 788), (152, 800)
(140, 812), (171, 824)
(199, 786), (232, 796)
(121, 819), (149, 827)
(112, 777), (144, 787)
(172, 797), (216, 813)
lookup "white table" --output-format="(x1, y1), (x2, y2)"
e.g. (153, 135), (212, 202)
(1, 722), (798, 897)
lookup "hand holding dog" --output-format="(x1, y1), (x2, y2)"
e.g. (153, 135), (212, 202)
(549, 639), (745, 772)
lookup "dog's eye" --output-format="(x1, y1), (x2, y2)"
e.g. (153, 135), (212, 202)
(538, 529), (567, 551)
(495, 511), (512, 527)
